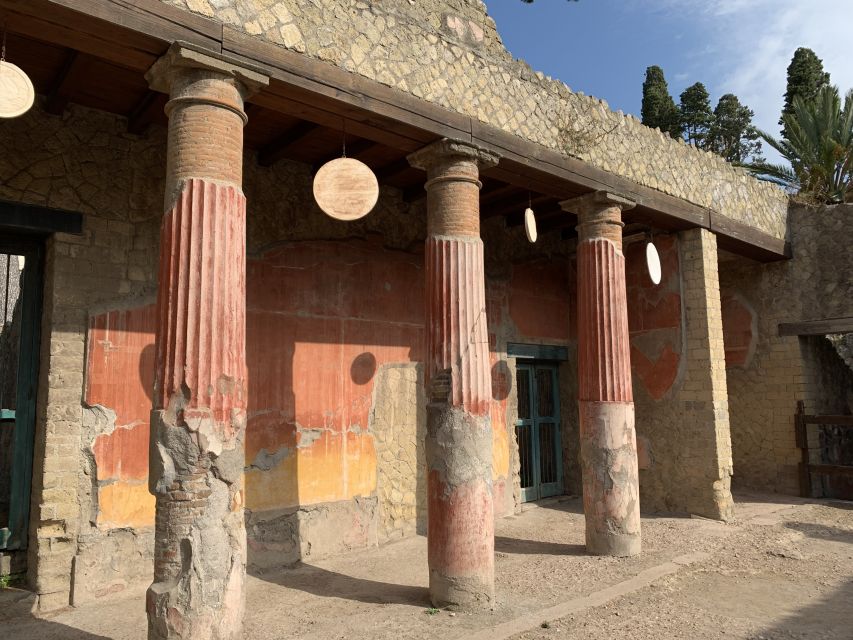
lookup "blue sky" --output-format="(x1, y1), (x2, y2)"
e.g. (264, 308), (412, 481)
(484, 0), (853, 149)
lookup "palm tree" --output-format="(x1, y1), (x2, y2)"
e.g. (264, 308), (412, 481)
(747, 85), (853, 203)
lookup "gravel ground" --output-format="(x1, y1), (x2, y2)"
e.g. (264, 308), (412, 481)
(514, 501), (853, 640)
(2, 494), (851, 640)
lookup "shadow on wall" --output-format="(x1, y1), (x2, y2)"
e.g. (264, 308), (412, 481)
(243, 239), (428, 574)
(82, 239), (430, 599)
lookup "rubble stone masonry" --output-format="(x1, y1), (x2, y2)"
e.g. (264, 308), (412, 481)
(162, 0), (789, 239)
(720, 204), (853, 495)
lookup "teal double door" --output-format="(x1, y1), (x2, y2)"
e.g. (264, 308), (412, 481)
(515, 363), (563, 502)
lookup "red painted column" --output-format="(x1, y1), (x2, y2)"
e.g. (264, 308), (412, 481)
(144, 45), (267, 640)
(408, 139), (499, 608)
(561, 191), (641, 557)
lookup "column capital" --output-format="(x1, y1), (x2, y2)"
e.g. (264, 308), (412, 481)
(558, 190), (636, 217)
(146, 41), (269, 106)
(407, 138), (500, 173)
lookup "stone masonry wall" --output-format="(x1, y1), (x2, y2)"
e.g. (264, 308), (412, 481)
(720, 203), (853, 495)
(162, 0), (789, 238)
(0, 102), (164, 610)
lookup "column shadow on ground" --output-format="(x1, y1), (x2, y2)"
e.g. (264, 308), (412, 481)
(252, 564), (430, 607)
(494, 536), (585, 556)
(0, 615), (111, 640)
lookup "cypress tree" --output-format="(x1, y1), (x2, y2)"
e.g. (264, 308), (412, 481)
(679, 82), (713, 147)
(781, 48), (830, 137)
(641, 66), (681, 138)
(708, 94), (763, 164)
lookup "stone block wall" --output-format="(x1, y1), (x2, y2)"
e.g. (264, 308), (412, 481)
(162, 0), (789, 238)
(720, 203), (853, 495)
(0, 102), (164, 610)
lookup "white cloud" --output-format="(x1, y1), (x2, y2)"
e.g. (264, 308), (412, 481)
(656, 0), (853, 137)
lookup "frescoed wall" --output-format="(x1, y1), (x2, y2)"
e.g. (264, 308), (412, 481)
(82, 239), (579, 564)
(626, 235), (683, 402)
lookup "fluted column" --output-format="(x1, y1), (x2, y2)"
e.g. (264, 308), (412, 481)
(144, 44), (267, 640)
(560, 191), (641, 557)
(408, 139), (499, 609)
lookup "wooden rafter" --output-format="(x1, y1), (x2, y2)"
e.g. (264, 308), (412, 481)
(126, 90), (164, 135)
(311, 138), (377, 172)
(483, 193), (553, 220)
(45, 48), (79, 115)
(374, 157), (412, 182)
(257, 121), (319, 167)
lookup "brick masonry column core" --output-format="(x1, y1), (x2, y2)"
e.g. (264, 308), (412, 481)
(408, 139), (499, 609)
(561, 191), (641, 557)
(144, 43), (267, 640)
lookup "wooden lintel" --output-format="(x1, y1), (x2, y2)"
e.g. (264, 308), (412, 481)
(0, 199), (83, 235)
(257, 121), (319, 167)
(45, 48), (80, 115)
(15, 0), (791, 262)
(710, 211), (790, 262)
(778, 317), (853, 337)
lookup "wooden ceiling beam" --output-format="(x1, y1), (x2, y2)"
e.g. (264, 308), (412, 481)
(374, 157), (412, 182)
(311, 138), (377, 173)
(537, 212), (577, 235)
(257, 121), (319, 167)
(126, 90), (164, 135)
(479, 183), (523, 208)
(45, 48), (79, 115)
(483, 193), (553, 220)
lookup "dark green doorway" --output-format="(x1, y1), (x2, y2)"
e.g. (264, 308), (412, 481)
(515, 362), (563, 503)
(0, 235), (44, 552)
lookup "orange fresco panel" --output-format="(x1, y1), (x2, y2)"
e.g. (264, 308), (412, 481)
(344, 429), (378, 499)
(244, 241), (424, 513)
(92, 422), (149, 481)
(489, 351), (510, 480)
(85, 305), (156, 430)
(245, 453), (299, 511)
(86, 305), (157, 529)
(97, 482), (155, 529)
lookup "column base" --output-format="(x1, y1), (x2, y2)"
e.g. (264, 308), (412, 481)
(585, 530), (641, 557)
(579, 401), (641, 557)
(429, 571), (494, 610)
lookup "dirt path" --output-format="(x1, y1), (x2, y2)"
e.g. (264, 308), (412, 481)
(2, 494), (851, 639)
